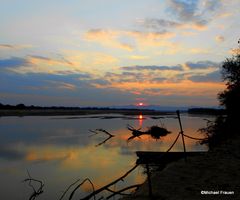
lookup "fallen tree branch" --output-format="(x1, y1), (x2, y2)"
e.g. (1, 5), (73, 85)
(58, 179), (80, 200)
(23, 170), (44, 200)
(80, 164), (139, 200)
(89, 129), (115, 146)
(69, 178), (95, 200)
(89, 129), (114, 137)
(106, 184), (141, 199)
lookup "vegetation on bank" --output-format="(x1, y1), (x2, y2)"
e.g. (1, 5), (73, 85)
(187, 108), (225, 115)
(200, 42), (240, 149)
(0, 103), (173, 116)
(0, 103), (151, 111)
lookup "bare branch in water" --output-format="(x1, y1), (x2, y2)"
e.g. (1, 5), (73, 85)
(127, 124), (171, 142)
(106, 184), (141, 199)
(89, 129), (115, 146)
(58, 179), (80, 200)
(69, 178), (95, 200)
(95, 136), (113, 147)
(23, 170), (44, 200)
(80, 164), (139, 200)
(95, 129), (114, 137)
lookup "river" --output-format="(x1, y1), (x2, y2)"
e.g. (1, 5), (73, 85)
(0, 113), (213, 199)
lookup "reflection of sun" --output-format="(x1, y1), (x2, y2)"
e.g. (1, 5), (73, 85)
(138, 114), (143, 126)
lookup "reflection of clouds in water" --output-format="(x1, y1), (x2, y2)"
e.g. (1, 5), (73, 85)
(21, 144), (143, 189)
(0, 114), (210, 199)
(0, 145), (26, 160)
(0, 115), (209, 162)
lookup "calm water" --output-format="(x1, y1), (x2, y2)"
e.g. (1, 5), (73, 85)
(0, 113), (213, 199)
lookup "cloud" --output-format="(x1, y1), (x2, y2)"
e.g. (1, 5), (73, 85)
(0, 57), (29, 68)
(84, 29), (134, 51)
(215, 35), (225, 43)
(139, 18), (182, 30)
(0, 44), (32, 50)
(167, 0), (221, 29)
(90, 59), (224, 98)
(189, 48), (209, 54)
(93, 79), (224, 97)
(138, 17), (208, 32)
(185, 60), (220, 69)
(46, 81), (77, 91)
(62, 50), (120, 73)
(188, 70), (221, 82)
(128, 55), (149, 60)
(0, 51), (119, 75)
(0, 55), (76, 75)
(84, 29), (176, 51)
(0, 44), (16, 49)
(121, 65), (183, 71)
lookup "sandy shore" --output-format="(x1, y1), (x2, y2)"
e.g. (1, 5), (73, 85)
(123, 134), (240, 200)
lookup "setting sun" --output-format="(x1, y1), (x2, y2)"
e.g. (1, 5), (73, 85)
(138, 102), (144, 106)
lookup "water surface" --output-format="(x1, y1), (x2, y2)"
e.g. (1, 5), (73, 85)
(0, 113), (212, 199)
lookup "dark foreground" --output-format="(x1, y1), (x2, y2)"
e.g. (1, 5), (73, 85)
(123, 134), (240, 200)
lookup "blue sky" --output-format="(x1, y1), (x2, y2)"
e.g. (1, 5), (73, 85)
(0, 0), (239, 107)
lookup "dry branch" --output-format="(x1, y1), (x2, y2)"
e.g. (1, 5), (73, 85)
(23, 170), (44, 200)
(127, 124), (171, 142)
(69, 178), (95, 200)
(80, 164), (139, 200)
(106, 184), (141, 199)
(89, 129), (115, 146)
(58, 179), (80, 200)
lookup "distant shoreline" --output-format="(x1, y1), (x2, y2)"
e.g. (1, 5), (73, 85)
(0, 109), (176, 116)
(0, 103), (223, 117)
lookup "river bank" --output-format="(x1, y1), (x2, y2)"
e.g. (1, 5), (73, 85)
(0, 109), (175, 116)
(123, 134), (240, 200)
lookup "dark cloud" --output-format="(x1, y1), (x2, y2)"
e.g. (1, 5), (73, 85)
(28, 55), (52, 61)
(0, 57), (29, 68)
(186, 61), (220, 69)
(0, 55), (74, 73)
(168, 0), (221, 26)
(103, 71), (145, 83)
(141, 18), (182, 31)
(151, 77), (167, 83)
(0, 44), (15, 49)
(122, 65), (183, 71)
(188, 70), (221, 82)
(91, 79), (110, 85)
(29, 54), (74, 66)
(169, 0), (198, 21)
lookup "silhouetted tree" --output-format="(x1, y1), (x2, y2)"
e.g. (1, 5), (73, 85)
(218, 51), (240, 117)
(16, 103), (26, 109)
(201, 40), (240, 148)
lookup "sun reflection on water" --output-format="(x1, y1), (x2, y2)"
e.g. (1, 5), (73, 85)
(138, 114), (143, 126)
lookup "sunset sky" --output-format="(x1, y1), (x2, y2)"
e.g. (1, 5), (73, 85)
(0, 0), (239, 107)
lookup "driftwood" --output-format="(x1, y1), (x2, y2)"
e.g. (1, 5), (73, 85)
(89, 129), (115, 146)
(58, 178), (95, 200)
(69, 178), (95, 200)
(58, 179), (80, 200)
(80, 164), (139, 200)
(127, 124), (171, 142)
(106, 184), (141, 199)
(23, 170), (44, 200)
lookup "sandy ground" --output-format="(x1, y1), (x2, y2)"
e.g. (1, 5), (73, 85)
(123, 134), (240, 200)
